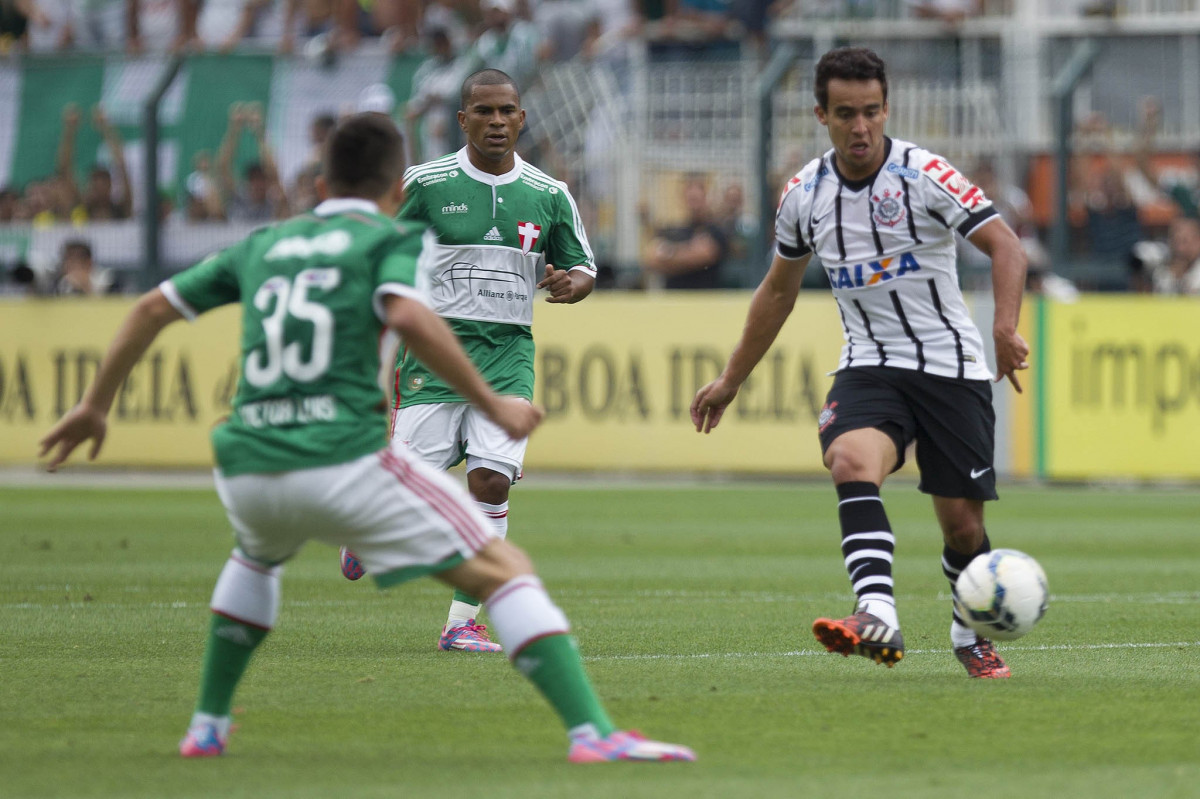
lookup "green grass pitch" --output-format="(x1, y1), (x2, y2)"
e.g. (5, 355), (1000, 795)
(2, 480), (1198, 798)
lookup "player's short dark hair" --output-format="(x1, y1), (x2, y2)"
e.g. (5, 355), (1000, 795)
(323, 112), (406, 199)
(814, 47), (888, 110)
(460, 69), (520, 109)
(62, 238), (92, 260)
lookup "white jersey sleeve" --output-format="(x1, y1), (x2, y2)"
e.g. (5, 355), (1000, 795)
(915, 150), (1000, 239)
(774, 158), (828, 260)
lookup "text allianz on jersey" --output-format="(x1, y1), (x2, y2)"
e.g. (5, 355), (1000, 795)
(776, 137), (1001, 381)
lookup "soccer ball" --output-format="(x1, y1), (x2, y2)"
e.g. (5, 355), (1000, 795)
(953, 549), (1049, 641)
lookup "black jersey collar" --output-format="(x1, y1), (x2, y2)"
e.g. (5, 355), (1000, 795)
(831, 137), (894, 192)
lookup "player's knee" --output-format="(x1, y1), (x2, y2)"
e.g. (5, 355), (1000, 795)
(464, 539), (534, 599)
(825, 447), (879, 485)
(467, 467), (512, 504)
(942, 519), (986, 552)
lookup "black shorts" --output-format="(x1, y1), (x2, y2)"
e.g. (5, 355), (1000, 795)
(817, 367), (998, 501)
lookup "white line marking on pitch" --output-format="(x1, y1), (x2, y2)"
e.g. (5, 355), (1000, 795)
(586, 640), (1200, 662)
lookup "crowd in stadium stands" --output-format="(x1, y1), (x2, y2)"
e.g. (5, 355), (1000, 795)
(2, 2), (1199, 296)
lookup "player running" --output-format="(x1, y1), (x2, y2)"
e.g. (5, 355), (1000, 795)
(691, 47), (1029, 679)
(39, 112), (695, 762)
(339, 69), (596, 655)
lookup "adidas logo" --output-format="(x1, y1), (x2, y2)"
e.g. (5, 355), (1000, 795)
(483, 226), (503, 242)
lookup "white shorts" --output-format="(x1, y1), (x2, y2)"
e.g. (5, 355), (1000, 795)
(390, 402), (527, 482)
(212, 442), (497, 587)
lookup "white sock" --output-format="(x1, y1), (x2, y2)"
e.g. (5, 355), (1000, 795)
(476, 500), (509, 540)
(858, 595), (900, 630)
(951, 620), (978, 648)
(484, 575), (570, 657)
(210, 549), (281, 629)
(446, 600), (480, 628)
(445, 501), (509, 628)
(187, 711), (232, 738)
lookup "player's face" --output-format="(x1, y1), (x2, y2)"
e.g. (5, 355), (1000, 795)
(816, 78), (889, 181)
(459, 83), (525, 175)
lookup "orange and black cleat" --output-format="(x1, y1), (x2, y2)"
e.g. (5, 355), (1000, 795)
(812, 610), (905, 667)
(954, 638), (1011, 678)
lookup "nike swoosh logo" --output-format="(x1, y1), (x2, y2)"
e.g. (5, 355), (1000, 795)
(812, 213), (829, 227)
(970, 467), (992, 479)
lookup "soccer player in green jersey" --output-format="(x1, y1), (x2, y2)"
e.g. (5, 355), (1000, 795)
(39, 113), (694, 764)
(339, 69), (597, 654)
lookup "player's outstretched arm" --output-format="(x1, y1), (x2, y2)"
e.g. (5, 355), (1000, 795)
(383, 294), (543, 440)
(968, 219), (1030, 392)
(537, 264), (594, 304)
(39, 289), (183, 470)
(691, 252), (809, 433)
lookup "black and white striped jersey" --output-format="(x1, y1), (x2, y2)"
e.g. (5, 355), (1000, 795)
(775, 137), (1000, 381)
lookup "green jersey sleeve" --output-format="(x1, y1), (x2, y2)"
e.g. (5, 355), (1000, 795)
(372, 223), (433, 321)
(546, 188), (595, 275)
(161, 242), (245, 320)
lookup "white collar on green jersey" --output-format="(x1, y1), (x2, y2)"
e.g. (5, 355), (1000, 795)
(314, 198), (381, 217)
(456, 147), (525, 186)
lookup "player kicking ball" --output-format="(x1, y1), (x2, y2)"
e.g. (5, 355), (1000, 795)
(39, 112), (695, 763)
(691, 48), (1028, 679)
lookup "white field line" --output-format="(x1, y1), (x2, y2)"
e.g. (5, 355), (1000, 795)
(587, 640), (1200, 662)
(3, 589), (1198, 610)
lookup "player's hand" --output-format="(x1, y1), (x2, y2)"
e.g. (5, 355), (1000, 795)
(488, 396), (544, 440)
(537, 264), (583, 304)
(993, 328), (1030, 393)
(691, 377), (739, 434)
(38, 404), (109, 472)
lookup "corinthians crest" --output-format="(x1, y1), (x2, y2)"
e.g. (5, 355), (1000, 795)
(871, 189), (906, 227)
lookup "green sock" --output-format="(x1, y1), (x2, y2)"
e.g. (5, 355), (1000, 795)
(453, 588), (482, 606)
(514, 634), (615, 737)
(195, 614), (269, 717)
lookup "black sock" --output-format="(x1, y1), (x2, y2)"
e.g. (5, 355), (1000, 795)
(836, 481), (895, 621)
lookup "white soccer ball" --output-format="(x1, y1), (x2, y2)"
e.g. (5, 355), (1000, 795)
(953, 549), (1049, 641)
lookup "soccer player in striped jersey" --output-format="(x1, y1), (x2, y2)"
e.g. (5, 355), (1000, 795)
(339, 69), (598, 655)
(39, 113), (694, 762)
(691, 47), (1029, 679)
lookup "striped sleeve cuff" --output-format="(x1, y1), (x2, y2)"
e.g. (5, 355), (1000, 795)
(777, 240), (812, 260)
(158, 280), (198, 322)
(957, 207), (1000, 239)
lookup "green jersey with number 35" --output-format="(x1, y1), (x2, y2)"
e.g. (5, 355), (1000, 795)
(161, 199), (431, 477)
(395, 148), (595, 406)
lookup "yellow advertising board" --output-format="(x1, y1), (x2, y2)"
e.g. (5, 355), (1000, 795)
(526, 292), (845, 472)
(1, 293), (845, 473)
(1, 298), (241, 468)
(1040, 296), (1200, 479)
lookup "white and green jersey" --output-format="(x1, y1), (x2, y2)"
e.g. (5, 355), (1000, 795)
(160, 198), (431, 477)
(395, 148), (595, 406)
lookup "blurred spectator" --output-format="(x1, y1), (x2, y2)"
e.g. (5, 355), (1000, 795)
(184, 150), (225, 221)
(49, 0), (178, 54)
(533, 1), (597, 64)
(1071, 114), (1160, 272)
(0, 0), (51, 54)
(642, 172), (728, 289)
(302, 111), (337, 173)
(1144, 217), (1200, 295)
(419, 0), (470, 52)
(905, 0), (979, 23)
(404, 27), (463, 163)
(1136, 96), (1200, 221)
(0, 186), (19, 221)
(216, 102), (290, 222)
(54, 238), (118, 295)
(59, 104), (134, 221)
(460, 0), (540, 92)
(715, 180), (753, 265)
